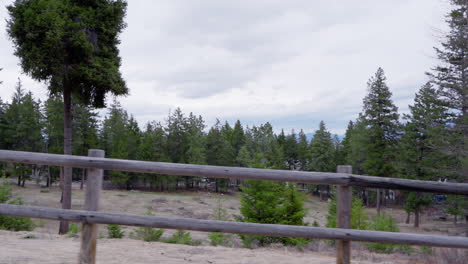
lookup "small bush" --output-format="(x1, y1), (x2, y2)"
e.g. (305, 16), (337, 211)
(0, 183), (12, 203)
(419, 245), (432, 255)
(67, 223), (80, 238)
(326, 196), (368, 230)
(140, 227), (164, 242)
(0, 183), (35, 232)
(366, 214), (410, 253)
(208, 198), (232, 247)
(0, 213), (35, 231)
(209, 232), (232, 247)
(107, 224), (124, 239)
(164, 230), (200, 245)
(132, 208), (165, 242)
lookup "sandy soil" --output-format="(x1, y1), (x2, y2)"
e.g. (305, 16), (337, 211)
(9, 184), (331, 241)
(0, 230), (405, 264)
(1, 183), (464, 263)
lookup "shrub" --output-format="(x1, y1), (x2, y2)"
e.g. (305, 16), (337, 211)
(239, 182), (308, 247)
(132, 208), (164, 242)
(164, 230), (200, 245)
(0, 183), (12, 203)
(326, 195), (368, 230)
(208, 198), (232, 247)
(107, 224), (124, 239)
(366, 214), (410, 253)
(67, 223), (80, 238)
(0, 183), (35, 231)
(209, 232), (229, 246)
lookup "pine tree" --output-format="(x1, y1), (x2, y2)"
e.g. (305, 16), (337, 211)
(309, 121), (335, 172)
(7, 0), (128, 234)
(309, 121), (335, 200)
(101, 100), (136, 189)
(166, 108), (189, 164)
(186, 113), (206, 165)
(284, 130), (298, 170)
(296, 130), (310, 171)
(239, 180), (307, 246)
(231, 120), (245, 156)
(206, 120), (235, 192)
(138, 122), (171, 190)
(236, 146), (252, 168)
(400, 83), (451, 227)
(360, 68), (400, 214)
(340, 121), (354, 164)
(428, 0), (467, 179)
(3, 80), (44, 186)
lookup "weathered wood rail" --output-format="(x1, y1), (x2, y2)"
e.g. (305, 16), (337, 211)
(2, 204), (468, 249)
(0, 150), (466, 194)
(0, 149), (467, 264)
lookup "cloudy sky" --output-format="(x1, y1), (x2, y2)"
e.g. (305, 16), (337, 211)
(0, 0), (451, 134)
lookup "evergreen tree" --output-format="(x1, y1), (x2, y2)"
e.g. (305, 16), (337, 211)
(0, 97), (6, 151)
(284, 130), (298, 170)
(296, 130), (310, 171)
(3, 80), (44, 186)
(186, 113), (206, 165)
(400, 83), (451, 227)
(231, 120), (246, 156)
(340, 121), (354, 164)
(236, 146), (252, 168)
(309, 121), (335, 172)
(309, 121), (335, 200)
(166, 108), (189, 163)
(184, 113), (206, 188)
(7, 0), (128, 234)
(138, 122), (171, 190)
(206, 120), (235, 192)
(360, 68), (400, 214)
(346, 118), (369, 175)
(428, 0), (467, 179)
(101, 100), (137, 189)
(239, 181), (307, 246)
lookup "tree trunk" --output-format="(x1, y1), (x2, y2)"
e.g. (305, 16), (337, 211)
(406, 212), (411, 224)
(59, 85), (73, 235)
(414, 207), (420, 228)
(365, 189), (369, 206)
(17, 173), (21, 186)
(80, 169), (85, 190)
(376, 189), (381, 215)
(46, 166), (50, 188)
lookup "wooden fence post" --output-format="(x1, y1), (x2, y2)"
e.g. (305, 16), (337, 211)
(336, 165), (352, 264)
(79, 149), (105, 264)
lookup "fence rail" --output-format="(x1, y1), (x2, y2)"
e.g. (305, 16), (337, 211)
(0, 150), (467, 195)
(0, 149), (467, 264)
(1, 204), (467, 249)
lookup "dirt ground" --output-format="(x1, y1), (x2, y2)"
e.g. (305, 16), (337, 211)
(1, 183), (466, 263)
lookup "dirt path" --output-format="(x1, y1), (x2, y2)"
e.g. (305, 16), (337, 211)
(0, 230), (389, 264)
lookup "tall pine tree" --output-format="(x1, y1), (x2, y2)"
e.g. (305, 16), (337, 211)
(361, 68), (400, 214)
(428, 0), (467, 179)
(401, 82), (450, 227)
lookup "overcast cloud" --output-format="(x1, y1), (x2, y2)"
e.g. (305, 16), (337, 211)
(0, 0), (450, 134)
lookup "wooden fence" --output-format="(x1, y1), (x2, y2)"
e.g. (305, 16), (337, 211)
(0, 149), (468, 264)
